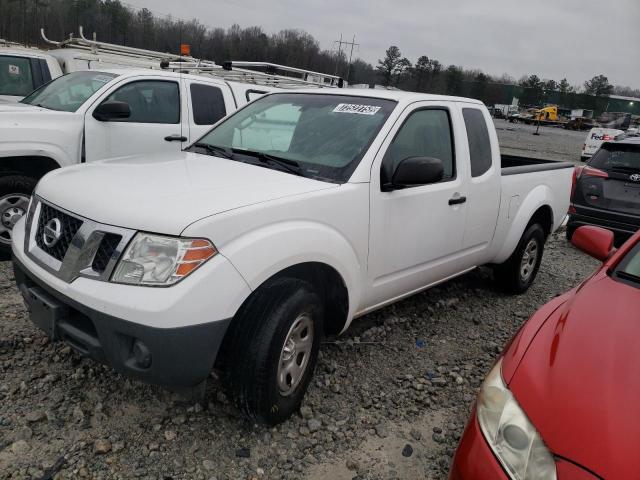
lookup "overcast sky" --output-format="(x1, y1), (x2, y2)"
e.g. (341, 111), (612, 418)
(124, 0), (640, 88)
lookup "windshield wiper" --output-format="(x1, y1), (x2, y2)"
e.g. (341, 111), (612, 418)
(232, 149), (306, 177)
(190, 142), (234, 159)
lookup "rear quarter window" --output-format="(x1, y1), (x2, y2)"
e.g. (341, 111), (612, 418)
(190, 83), (226, 125)
(462, 107), (493, 177)
(0, 55), (34, 96)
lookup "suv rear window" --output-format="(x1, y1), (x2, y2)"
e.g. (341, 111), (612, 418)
(0, 55), (34, 96)
(589, 143), (640, 172)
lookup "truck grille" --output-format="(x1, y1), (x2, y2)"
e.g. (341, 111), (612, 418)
(35, 203), (83, 261)
(91, 233), (122, 274)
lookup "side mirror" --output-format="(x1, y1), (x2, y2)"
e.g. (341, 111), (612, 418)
(389, 156), (444, 190)
(93, 100), (131, 121)
(571, 225), (614, 261)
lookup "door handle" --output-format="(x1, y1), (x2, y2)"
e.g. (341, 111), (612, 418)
(448, 195), (467, 205)
(164, 135), (187, 142)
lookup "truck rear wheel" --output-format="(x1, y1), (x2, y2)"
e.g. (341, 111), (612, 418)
(219, 277), (323, 425)
(0, 175), (37, 255)
(494, 223), (545, 294)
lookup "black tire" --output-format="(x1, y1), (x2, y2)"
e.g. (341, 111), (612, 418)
(494, 223), (546, 294)
(0, 175), (38, 255)
(565, 225), (576, 242)
(219, 277), (323, 425)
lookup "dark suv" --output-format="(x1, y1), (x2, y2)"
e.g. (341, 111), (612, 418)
(567, 138), (640, 245)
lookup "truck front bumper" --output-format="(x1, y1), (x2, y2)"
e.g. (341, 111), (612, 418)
(13, 255), (231, 387)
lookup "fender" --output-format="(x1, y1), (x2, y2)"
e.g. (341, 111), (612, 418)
(0, 111), (84, 169)
(208, 220), (365, 327)
(0, 143), (71, 170)
(491, 184), (556, 264)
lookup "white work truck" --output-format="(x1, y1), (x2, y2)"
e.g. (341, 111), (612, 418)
(11, 89), (573, 424)
(0, 68), (274, 252)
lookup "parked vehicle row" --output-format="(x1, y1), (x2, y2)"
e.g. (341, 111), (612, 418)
(450, 225), (640, 480)
(11, 88), (573, 424)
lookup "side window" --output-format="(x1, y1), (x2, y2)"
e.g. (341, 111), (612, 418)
(462, 108), (493, 177)
(190, 83), (226, 125)
(0, 55), (34, 96)
(102, 80), (179, 124)
(382, 108), (454, 184)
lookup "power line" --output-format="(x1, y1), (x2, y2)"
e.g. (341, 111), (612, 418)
(333, 34), (359, 80)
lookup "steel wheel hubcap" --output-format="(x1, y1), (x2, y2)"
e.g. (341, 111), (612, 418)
(520, 239), (539, 282)
(0, 194), (30, 245)
(278, 312), (314, 396)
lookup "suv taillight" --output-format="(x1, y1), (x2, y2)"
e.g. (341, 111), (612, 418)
(581, 166), (608, 179)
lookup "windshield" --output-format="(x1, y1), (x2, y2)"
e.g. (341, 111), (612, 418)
(194, 93), (396, 182)
(589, 143), (640, 172)
(614, 242), (640, 287)
(0, 55), (34, 96)
(21, 71), (117, 112)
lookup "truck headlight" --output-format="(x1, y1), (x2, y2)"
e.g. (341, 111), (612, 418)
(111, 233), (217, 286)
(477, 359), (557, 480)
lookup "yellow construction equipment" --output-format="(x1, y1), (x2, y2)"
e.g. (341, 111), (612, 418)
(532, 106), (559, 121)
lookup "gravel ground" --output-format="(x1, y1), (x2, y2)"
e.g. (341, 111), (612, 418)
(0, 233), (599, 480)
(493, 118), (586, 163)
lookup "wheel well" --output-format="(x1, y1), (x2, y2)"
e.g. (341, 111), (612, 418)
(253, 263), (349, 336)
(0, 156), (61, 180)
(528, 205), (553, 237)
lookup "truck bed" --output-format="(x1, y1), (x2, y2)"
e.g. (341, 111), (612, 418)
(501, 154), (575, 176)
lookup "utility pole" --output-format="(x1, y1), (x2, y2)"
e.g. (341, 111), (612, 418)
(333, 34), (359, 81)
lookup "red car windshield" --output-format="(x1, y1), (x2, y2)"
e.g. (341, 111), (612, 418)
(614, 242), (640, 286)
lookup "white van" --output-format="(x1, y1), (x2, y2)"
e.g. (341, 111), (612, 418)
(581, 127), (624, 161)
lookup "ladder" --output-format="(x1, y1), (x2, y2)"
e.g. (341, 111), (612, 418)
(0, 39), (25, 48)
(41, 26), (200, 64)
(160, 60), (344, 89)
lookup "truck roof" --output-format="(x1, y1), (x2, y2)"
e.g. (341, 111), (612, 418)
(0, 45), (52, 59)
(264, 87), (487, 105)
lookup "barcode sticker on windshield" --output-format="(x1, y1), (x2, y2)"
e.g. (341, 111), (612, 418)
(333, 103), (381, 115)
(8, 65), (20, 76)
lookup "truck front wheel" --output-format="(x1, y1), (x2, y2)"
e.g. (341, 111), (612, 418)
(220, 277), (323, 425)
(0, 175), (37, 255)
(494, 223), (545, 294)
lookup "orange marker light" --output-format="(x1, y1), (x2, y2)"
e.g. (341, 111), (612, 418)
(180, 44), (191, 56)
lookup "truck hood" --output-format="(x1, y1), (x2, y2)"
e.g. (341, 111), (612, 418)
(508, 274), (640, 479)
(0, 101), (46, 112)
(36, 152), (337, 234)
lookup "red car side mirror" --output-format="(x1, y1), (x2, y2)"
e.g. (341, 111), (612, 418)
(571, 226), (614, 261)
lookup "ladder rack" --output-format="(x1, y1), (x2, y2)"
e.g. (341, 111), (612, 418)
(0, 39), (24, 48)
(160, 60), (344, 88)
(41, 26), (200, 64)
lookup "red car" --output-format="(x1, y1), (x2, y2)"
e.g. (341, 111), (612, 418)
(450, 225), (640, 480)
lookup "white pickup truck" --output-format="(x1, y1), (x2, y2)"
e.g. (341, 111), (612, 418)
(11, 89), (573, 424)
(0, 68), (272, 252)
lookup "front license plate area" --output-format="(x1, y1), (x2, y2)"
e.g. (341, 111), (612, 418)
(23, 286), (68, 340)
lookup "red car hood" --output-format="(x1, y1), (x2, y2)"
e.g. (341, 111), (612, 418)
(509, 273), (640, 479)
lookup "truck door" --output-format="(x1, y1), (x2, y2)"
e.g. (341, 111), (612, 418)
(367, 104), (468, 306)
(84, 78), (185, 161)
(183, 79), (235, 143)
